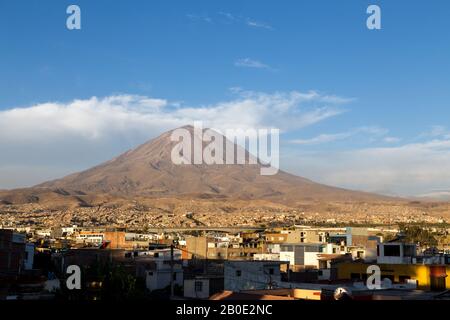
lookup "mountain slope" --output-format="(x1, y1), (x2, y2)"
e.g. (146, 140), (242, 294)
(33, 126), (392, 204)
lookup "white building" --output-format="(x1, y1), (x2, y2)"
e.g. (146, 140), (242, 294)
(224, 260), (284, 292)
(184, 276), (224, 299)
(76, 233), (104, 245)
(135, 248), (183, 292)
(376, 242), (417, 264)
(279, 243), (325, 268)
(253, 253), (280, 261)
(61, 225), (77, 236)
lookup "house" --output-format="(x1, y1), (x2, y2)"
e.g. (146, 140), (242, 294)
(184, 276), (224, 299)
(253, 253), (280, 261)
(377, 242), (417, 264)
(135, 248), (183, 292)
(0, 229), (34, 275)
(335, 261), (450, 291)
(264, 233), (289, 244)
(285, 229), (327, 244)
(75, 231), (104, 246)
(224, 260), (286, 292)
(185, 235), (266, 261)
(279, 243), (324, 270)
(209, 290), (295, 300)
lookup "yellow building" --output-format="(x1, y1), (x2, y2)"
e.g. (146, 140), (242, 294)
(336, 262), (450, 291)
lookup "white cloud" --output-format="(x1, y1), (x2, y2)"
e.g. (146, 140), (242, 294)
(246, 19), (273, 30)
(290, 126), (388, 145)
(291, 132), (353, 145)
(234, 58), (271, 69)
(285, 138), (450, 196)
(218, 12), (236, 21)
(0, 91), (347, 188)
(420, 125), (450, 139)
(383, 136), (402, 143)
(186, 13), (212, 23)
(2, 92), (449, 197)
(193, 12), (273, 30)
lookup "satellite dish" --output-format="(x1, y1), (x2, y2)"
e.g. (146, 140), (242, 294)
(334, 287), (352, 300)
(382, 278), (393, 289)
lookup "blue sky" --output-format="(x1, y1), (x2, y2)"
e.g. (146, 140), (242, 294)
(1, 0), (450, 196)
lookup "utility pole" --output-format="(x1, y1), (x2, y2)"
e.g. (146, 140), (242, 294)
(170, 243), (174, 299)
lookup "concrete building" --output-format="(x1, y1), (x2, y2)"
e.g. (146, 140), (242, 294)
(264, 233), (289, 243)
(377, 242), (417, 264)
(346, 227), (380, 259)
(184, 276), (224, 299)
(279, 243), (325, 269)
(224, 260), (285, 292)
(103, 231), (127, 249)
(253, 253), (280, 261)
(285, 229), (327, 244)
(186, 236), (266, 261)
(0, 230), (33, 275)
(135, 248), (183, 292)
(76, 231), (104, 246)
(336, 262), (450, 291)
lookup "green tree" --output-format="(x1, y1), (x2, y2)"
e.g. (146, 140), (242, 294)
(399, 224), (437, 247)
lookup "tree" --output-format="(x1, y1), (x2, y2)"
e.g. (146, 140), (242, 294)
(398, 224), (437, 247)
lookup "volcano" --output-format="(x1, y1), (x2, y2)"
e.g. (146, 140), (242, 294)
(28, 126), (391, 204)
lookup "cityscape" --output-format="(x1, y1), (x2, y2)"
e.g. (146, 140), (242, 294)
(2, 0), (450, 312)
(1, 221), (450, 300)
(1, 127), (450, 301)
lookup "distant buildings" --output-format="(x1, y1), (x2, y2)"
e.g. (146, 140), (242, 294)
(2, 223), (450, 300)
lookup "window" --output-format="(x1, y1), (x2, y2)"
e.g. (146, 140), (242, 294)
(195, 281), (203, 292)
(154, 252), (159, 258)
(268, 268), (274, 275)
(236, 270), (242, 277)
(173, 273), (177, 281)
(384, 245), (401, 257)
(403, 245), (416, 257)
(350, 273), (361, 280)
